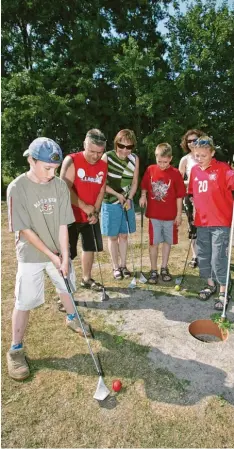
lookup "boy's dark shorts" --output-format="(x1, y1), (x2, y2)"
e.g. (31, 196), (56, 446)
(68, 221), (103, 260)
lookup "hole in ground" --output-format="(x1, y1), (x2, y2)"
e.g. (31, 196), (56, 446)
(189, 319), (228, 343)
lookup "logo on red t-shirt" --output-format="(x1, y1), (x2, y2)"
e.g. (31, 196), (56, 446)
(77, 168), (104, 185)
(151, 178), (171, 202)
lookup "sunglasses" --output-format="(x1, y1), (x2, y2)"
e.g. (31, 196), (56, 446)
(50, 152), (61, 161)
(117, 143), (134, 150)
(187, 138), (198, 144)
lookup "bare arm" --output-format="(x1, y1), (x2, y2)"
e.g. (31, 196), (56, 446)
(94, 182), (106, 212)
(139, 189), (147, 208)
(175, 198), (183, 226)
(20, 229), (61, 269)
(60, 155), (94, 216)
(128, 155), (139, 200)
(179, 158), (189, 187)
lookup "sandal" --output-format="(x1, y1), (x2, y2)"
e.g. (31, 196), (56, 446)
(148, 270), (159, 284)
(80, 278), (103, 292)
(188, 257), (198, 268)
(121, 267), (131, 279)
(198, 284), (217, 301)
(214, 292), (231, 311)
(160, 267), (172, 282)
(113, 268), (123, 280)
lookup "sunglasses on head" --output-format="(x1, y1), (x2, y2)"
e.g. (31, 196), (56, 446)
(117, 143), (134, 150)
(187, 138), (198, 144)
(50, 152), (61, 161)
(195, 139), (213, 146)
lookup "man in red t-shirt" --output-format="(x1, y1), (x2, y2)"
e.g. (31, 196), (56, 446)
(60, 129), (107, 291)
(188, 135), (234, 310)
(139, 143), (186, 284)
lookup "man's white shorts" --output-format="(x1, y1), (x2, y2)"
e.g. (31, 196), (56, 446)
(15, 261), (76, 311)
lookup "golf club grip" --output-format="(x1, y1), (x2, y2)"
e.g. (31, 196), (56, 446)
(64, 276), (72, 294)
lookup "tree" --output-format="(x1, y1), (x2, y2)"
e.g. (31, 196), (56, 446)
(167, 0), (234, 162)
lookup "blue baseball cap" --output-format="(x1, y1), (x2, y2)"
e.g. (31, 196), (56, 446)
(23, 137), (63, 164)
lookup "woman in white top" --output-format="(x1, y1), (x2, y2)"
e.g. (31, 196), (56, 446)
(179, 129), (205, 268)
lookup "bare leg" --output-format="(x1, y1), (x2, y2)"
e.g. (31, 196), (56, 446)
(82, 251), (94, 281)
(59, 292), (76, 314)
(149, 244), (159, 270)
(161, 242), (171, 268)
(191, 239), (197, 259)
(12, 308), (30, 345)
(119, 233), (128, 267)
(108, 236), (119, 269)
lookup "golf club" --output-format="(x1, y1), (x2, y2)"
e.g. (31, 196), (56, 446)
(139, 207), (147, 284)
(221, 204), (234, 320)
(91, 224), (109, 301)
(62, 275), (110, 401)
(124, 207), (137, 288)
(175, 237), (193, 288)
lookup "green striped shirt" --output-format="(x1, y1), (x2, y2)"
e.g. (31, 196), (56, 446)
(103, 150), (136, 204)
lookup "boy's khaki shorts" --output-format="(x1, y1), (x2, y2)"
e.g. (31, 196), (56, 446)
(149, 218), (178, 245)
(15, 261), (76, 311)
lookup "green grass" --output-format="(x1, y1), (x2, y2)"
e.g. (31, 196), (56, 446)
(2, 202), (234, 448)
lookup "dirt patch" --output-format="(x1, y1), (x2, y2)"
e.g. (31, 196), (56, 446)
(76, 286), (234, 406)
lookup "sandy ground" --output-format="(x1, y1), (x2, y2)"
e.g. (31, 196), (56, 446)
(74, 285), (234, 406)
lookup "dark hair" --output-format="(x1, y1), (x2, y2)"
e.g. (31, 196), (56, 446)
(114, 129), (137, 152)
(180, 129), (206, 153)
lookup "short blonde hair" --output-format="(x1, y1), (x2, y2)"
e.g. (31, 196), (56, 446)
(155, 143), (172, 158)
(195, 135), (215, 152)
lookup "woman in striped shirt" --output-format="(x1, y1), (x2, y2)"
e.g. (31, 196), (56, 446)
(101, 129), (139, 280)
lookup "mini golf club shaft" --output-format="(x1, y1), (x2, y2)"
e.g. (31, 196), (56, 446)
(221, 205), (234, 319)
(63, 275), (103, 377)
(140, 208), (144, 273)
(178, 238), (193, 285)
(91, 224), (105, 288)
(124, 208), (136, 277)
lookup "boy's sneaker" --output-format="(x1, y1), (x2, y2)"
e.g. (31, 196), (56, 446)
(7, 348), (30, 381)
(66, 317), (91, 337)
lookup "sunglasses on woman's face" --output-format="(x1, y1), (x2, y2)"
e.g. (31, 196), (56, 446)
(187, 138), (198, 144)
(117, 143), (134, 150)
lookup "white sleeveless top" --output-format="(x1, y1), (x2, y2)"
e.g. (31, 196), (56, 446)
(180, 153), (197, 181)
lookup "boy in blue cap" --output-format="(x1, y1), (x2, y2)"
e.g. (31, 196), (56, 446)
(7, 137), (89, 381)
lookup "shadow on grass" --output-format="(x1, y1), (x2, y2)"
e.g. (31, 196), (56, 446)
(75, 274), (234, 325)
(28, 330), (234, 406)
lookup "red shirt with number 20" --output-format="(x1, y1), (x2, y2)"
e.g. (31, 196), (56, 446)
(188, 158), (234, 227)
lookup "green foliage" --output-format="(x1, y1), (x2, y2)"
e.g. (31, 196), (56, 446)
(211, 313), (234, 332)
(2, 0), (234, 182)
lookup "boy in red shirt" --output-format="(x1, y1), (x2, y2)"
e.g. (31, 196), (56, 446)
(188, 136), (234, 310)
(139, 143), (186, 283)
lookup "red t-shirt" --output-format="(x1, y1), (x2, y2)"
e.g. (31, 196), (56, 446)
(70, 152), (107, 223)
(188, 159), (234, 227)
(141, 165), (186, 220)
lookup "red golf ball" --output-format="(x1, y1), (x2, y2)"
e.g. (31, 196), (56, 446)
(112, 379), (122, 392)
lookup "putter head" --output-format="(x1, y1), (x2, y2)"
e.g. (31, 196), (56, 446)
(175, 277), (182, 286)
(101, 288), (110, 302)
(129, 277), (137, 289)
(139, 272), (147, 284)
(93, 376), (110, 401)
